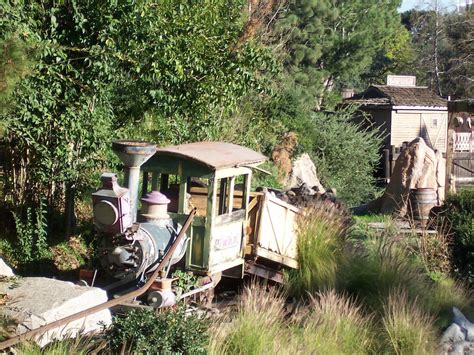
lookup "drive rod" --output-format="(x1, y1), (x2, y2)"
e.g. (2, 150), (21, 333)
(0, 208), (197, 351)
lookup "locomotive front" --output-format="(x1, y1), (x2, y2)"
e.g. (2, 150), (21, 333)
(91, 141), (186, 283)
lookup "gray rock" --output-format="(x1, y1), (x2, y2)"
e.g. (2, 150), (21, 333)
(286, 153), (326, 194)
(0, 277), (111, 347)
(442, 323), (466, 345)
(451, 341), (474, 355)
(453, 307), (474, 342)
(0, 257), (14, 277)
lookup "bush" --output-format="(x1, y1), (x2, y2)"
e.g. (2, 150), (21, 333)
(307, 106), (383, 206)
(105, 306), (209, 354)
(439, 189), (474, 285)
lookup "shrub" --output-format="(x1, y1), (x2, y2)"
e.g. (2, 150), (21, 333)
(12, 200), (50, 263)
(338, 237), (427, 313)
(439, 189), (474, 285)
(381, 290), (436, 355)
(105, 306), (209, 354)
(286, 201), (349, 297)
(307, 107), (383, 206)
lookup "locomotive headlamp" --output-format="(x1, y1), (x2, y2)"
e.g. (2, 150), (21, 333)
(93, 200), (119, 226)
(92, 173), (131, 234)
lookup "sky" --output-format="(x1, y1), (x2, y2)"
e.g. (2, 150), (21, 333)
(399, 0), (460, 12)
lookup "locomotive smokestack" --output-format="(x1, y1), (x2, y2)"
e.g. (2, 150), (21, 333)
(112, 140), (156, 223)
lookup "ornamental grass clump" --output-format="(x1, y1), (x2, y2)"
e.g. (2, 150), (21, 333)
(381, 290), (436, 355)
(208, 282), (289, 355)
(287, 201), (349, 297)
(295, 290), (375, 354)
(337, 236), (427, 313)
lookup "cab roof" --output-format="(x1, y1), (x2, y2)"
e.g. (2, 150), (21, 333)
(155, 142), (267, 170)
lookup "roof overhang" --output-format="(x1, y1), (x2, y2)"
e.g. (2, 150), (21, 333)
(154, 142), (267, 170)
(393, 105), (447, 111)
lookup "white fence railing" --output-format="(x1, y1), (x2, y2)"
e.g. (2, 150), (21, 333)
(454, 132), (473, 152)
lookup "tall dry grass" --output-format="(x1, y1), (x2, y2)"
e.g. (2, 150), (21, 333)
(382, 290), (436, 355)
(209, 283), (376, 355)
(208, 282), (289, 355)
(286, 201), (349, 297)
(295, 290), (375, 354)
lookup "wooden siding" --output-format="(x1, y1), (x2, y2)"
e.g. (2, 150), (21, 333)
(390, 110), (447, 153)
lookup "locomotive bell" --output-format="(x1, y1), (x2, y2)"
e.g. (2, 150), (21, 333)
(141, 191), (171, 221)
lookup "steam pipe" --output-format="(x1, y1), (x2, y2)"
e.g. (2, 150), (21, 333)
(111, 140), (157, 223)
(124, 166), (140, 223)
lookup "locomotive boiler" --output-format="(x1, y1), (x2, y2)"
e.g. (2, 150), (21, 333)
(92, 141), (186, 284)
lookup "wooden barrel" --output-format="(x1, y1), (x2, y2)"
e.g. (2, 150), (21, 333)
(409, 188), (437, 225)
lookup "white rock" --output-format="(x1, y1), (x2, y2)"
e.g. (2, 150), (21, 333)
(453, 307), (474, 342)
(0, 257), (14, 277)
(451, 341), (474, 354)
(441, 323), (466, 345)
(286, 153), (326, 194)
(0, 277), (111, 347)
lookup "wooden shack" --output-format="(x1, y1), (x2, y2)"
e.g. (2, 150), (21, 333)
(346, 75), (448, 154)
(345, 75), (448, 181)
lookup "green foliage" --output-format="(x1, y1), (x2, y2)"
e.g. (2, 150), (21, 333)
(401, 8), (473, 98)
(273, 0), (403, 106)
(0, 0), (273, 250)
(0, 34), (32, 116)
(12, 199), (50, 262)
(0, 314), (17, 342)
(251, 161), (281, 190)
(299, 291), (375, 354)
(171, 269), (199, 296)
(14, 334), (106, 355)
(209, 283), (289, 355)
(307, 107), (383, 206)
(105, 307), (209, 354)
(439, 189), (474, 286)
(362, 25), (416, 86)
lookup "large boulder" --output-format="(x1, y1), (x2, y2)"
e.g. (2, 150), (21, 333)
(358, 137), (445, 215)
(0, 277), (111, 347)
(0, 258), (14, 277)
(286, 153), (326, 194)
(438, 308), (474, 354)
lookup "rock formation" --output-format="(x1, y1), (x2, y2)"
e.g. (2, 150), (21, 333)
(439, 307), (474, 354)
(0, 257), (14, 277)
(272, 132), (298, 185)
(0, 277), (112, 346)
(285, 153), (326, 194)
(357, 137), (445, 216)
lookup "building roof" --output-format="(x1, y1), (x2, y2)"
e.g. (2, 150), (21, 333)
(347, 85), (447, 108)
(155, 142), (267, 170)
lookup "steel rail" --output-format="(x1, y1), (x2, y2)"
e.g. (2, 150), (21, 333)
(0, 208), (197, 351)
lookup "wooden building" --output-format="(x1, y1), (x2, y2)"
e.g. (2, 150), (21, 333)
(346, 75), (448, 154)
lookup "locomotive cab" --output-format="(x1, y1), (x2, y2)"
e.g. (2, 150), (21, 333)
(140, 142), (267, 277)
